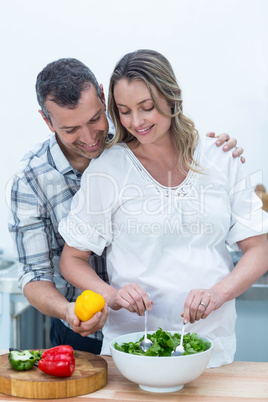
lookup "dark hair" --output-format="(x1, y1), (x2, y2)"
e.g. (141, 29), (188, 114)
(36, 58), (102, 122)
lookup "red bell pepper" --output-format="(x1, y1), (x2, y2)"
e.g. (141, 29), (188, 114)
(38, 345), (75, 377)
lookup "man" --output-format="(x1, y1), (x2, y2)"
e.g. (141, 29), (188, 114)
(8, 58), (244, 354)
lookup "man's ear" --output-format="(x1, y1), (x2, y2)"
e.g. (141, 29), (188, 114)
(38, 110), (55, 133)
(99, 84), (106, 110)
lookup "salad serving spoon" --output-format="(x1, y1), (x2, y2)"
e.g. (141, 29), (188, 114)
(139, 309), (153, 352)
(171, 323), (185, 356)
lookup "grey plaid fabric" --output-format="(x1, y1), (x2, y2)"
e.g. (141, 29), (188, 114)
(8, 134), (109, 341)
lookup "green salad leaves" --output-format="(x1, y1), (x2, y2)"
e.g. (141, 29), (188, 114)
(114, 328), (211, 356)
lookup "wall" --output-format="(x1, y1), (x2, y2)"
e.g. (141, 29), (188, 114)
(1, 0), (268, 254)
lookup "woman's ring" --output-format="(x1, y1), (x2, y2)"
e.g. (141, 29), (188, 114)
(200, 301), (207, 308)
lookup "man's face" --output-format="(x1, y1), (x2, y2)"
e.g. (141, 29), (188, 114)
(41, 85), (109, 163)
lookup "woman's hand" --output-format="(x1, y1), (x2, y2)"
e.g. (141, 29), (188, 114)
(65, 302), (109, 337)
(182, 235), (268, 324)
(206, 132), (245, 163)
(181, 288), (225, 324)
(108, 283), (153, 315)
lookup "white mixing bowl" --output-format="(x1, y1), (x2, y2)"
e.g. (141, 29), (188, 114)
(110, 331), (213, 393)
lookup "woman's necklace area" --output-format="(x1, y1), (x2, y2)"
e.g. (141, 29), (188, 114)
(123, 143), (198, 197)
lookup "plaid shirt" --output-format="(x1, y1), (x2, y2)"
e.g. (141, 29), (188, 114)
(8, 134), (109, 341)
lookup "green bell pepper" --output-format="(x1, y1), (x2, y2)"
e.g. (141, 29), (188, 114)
(9, 350), (36, 371)
(31, 350), (43, 362)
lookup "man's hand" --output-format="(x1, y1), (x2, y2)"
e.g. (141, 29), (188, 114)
(66, 302), (109, 337)
(206, 132), (245, 163)
(24, 281), (108, 337)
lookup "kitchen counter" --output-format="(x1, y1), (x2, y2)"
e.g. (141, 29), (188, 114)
(0, 350), (267, 401)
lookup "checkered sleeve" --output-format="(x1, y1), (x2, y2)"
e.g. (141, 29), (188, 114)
(90, 248), (109, 284)
(8, 173), (57, 290)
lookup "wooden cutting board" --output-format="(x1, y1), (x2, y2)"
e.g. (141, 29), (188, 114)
(0, 350), (107, 399)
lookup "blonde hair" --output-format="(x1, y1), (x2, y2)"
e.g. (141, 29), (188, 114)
(107, 49), (200, 173)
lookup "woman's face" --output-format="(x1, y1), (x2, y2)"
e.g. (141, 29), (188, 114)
(113, 79), (172, 145)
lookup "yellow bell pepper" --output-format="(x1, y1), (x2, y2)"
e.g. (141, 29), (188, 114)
(75, 290), (105, 322)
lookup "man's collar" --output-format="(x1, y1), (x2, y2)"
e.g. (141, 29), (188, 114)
(49, 134), (75, 176)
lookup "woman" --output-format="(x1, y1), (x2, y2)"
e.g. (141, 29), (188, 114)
(59, 49), (268, 367)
